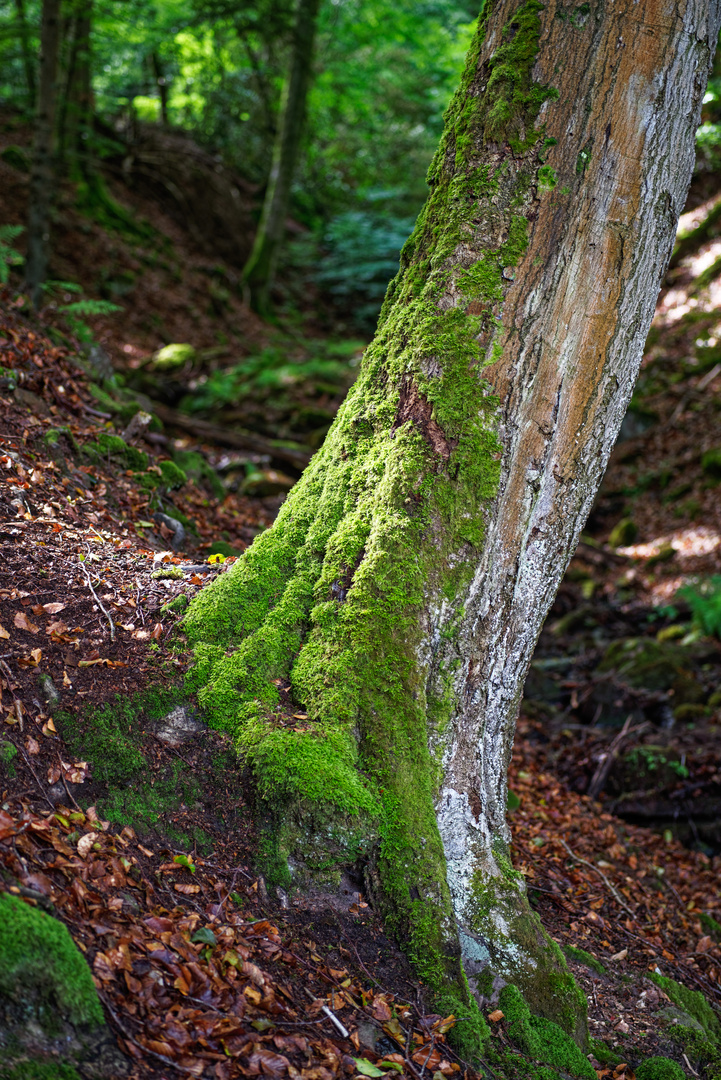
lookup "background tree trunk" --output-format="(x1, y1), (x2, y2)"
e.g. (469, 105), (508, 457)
(25, 0), (61, 308)
(241, 0), (321, 314)
(58, 0), (93, 176)
(14, 0), (36, 108)
(185, 0), (721, 1054)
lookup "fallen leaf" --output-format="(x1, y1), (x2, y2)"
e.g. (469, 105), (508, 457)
(174, 883), (200, 895)
(488, 1009), (504, 1022)
(0, 624), (9, 640)
(696, 936), (713, 953)
(43, 602), (66, 614)
(353, 1060), (385, 1078)
(611, 949), (628, 961)
(14, 612), (39, 633)
(77, 831), (99, 858)
(26, 736), (40, 755)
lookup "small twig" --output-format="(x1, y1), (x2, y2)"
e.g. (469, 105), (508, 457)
(304, 987), (350, 1038)
(558, 838), (636, 918)
(16, 742), (54, 810)
(59, 757), (82, 812)
(80, 555), (115, 642)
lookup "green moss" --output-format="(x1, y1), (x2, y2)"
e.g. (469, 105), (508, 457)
(0, 741), (18, 778)
(57, 698), (147, 786)
(563, 945), (606, 976)
(538, 165), (558, 191)
(82, 432), (148, 470)
(635, 1058), (685, 1080)
(0, 1063), (81, 1080)
(590, 1039), (622, 1066)
(209, 540), (245, 558)
(649, 973), (721, 1040)
(173, 450), (225, 500)
(700, 912), (721, 944)
(701, 448), (721, 480)
(499, 985), (595, 1079)
(0, 894), (103, 1029)
(161, 593), (190, 614)
(158, 460), (188, 489)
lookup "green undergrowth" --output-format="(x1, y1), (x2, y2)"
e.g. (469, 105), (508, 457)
(0, 893), (103, 1029)
(81, 432), (189, 494)
(0, 1063), (81, 1080)
(181, 0), (580, 1052)
(56, 687), (226, 850)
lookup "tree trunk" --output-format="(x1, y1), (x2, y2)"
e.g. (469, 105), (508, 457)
(151, 52), (170, 127)
(25, 0), (61, 308)
(14, 0), (36, 108)
(185, 0), (720, 1056)
(241, 0), (321, 314)
(59, 0), (93, 176)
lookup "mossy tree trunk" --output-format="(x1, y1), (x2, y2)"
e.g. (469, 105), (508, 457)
(24, 0), (61, 308)
(241, 0), (321, 314)
(186, 0), (720, 1054)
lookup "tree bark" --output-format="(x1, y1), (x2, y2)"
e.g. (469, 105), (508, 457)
(25, 0), (61, 308)
(185, 0), (721, 1056)
(241, 0), (321, 314)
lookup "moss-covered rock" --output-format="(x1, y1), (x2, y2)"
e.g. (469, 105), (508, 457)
(563, 945), (606, 977)
(635, 1057), (685, 1080)
(0, 893), (102, 1029)
(83, 432), (148, 471)
(152, 343), (196, 369)
(701, 448), (721, 480)
(173, 450), (225, 500)
(648, 973), (721, 1041)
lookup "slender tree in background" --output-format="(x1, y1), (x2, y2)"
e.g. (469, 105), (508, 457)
(13, 0), (35, 107)
(24, 0), (61, 308)
(59, 0), (93, 175)
(151, 51), (170, 128)
(185, 0), (719, 1055)
(241, 0), (321, 313)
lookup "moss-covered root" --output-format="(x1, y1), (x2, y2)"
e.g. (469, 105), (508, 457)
(0, 893), (103, 1029)
(466, 857), (588, 1046)
(499, 984), (594, 1078)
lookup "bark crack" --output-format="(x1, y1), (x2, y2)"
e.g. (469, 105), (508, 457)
(392, 375), (458, 461)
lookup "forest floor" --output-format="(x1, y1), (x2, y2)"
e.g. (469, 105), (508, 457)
(1, 125), (720, 1080)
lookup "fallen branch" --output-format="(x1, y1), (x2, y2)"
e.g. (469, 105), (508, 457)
(80, 555), (115, 643)
(152, 401), (311, 469)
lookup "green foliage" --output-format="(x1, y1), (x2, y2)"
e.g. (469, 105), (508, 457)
(0, 893), (103, 1029)
(58, 299), (122, 343)
(181, 346), (351, 415)
(677, 576), (721, 638)
(0, 224), (23, 285)
(635, 1059), (685, 1080)
(625, 746), (689, 780)
(83, 432), (149, 471)
(498, 985), (595, 1079)
(173, 450), (225, 500)
(313, 201), (417, 329)
(700, 912), (721, 944)
(701, 448), (721, 479)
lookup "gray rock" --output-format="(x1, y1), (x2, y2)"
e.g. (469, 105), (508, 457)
(153, 512), (186, 550)
(356, 1021), (382, 1049)
(38, 673), (60, 713)
(154, 705), (204, 747)
(657, 1006), (705, 1033)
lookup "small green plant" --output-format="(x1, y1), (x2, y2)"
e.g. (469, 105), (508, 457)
(0, 225), (23, 284)
(59, 299), (122, 343)
(677, 576), (721, 638)
(0, 741), (18, 778)
(625, 746), (689, 779)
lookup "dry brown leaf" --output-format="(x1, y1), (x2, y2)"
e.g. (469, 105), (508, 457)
(43, 602), (66, 614)
(174, 883), (200, 895)
(14, 612), (39, 633)
(0, 624), (9, 640)
(77, 831), (99, 858)
(26, 736), (40, 755)
(488, 1009), (504, 1022)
